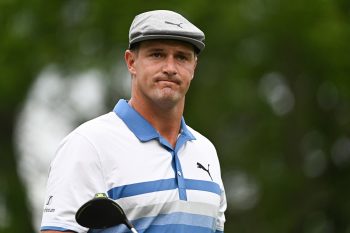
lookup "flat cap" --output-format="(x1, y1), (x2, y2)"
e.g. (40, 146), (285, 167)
(129, 10), (205, 53)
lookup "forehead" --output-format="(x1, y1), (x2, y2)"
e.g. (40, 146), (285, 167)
(138, 39), (195, 53)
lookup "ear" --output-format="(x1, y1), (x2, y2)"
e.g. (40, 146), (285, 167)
(125, 50), (137, 76)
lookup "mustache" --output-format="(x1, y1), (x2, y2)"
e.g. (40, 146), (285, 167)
(154, 75), (181, 85)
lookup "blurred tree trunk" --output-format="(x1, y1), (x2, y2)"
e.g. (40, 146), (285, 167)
(0, 110), (35, 233)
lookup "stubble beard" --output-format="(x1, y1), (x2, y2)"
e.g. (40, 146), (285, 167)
(152, 86), (184, 110)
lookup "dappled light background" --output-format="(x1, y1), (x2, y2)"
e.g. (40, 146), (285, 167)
(1, 0), (350, 233)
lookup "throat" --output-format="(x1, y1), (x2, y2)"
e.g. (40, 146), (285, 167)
(128, 98), (183, 148)
(158, 126), (181, 148)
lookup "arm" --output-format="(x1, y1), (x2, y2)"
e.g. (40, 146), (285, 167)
(216, 174), (227, 233)
(40, 132), (105, 232)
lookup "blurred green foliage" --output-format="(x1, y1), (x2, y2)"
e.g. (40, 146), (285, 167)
(1, 0), (350, 232)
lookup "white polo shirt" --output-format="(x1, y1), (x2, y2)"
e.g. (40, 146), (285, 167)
(41, 99), (226, 233)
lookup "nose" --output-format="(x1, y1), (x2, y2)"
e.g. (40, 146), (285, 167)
(162, 56), (177, 76)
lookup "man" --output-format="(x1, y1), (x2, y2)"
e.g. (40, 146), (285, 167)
(40, 10), (226, 233)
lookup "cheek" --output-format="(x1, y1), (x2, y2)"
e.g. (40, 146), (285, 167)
(184, 67), (195, 82)
(185, 62), (196, 77)
(182, 73), (194, 91)
(134, 68), (154, 89)
(137, 60), (158, 77)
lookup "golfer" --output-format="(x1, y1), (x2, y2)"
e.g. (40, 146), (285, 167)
(41, 10), (226, 233)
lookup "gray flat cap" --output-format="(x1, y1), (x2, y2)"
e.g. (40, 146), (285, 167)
(129, 10), (205, 53)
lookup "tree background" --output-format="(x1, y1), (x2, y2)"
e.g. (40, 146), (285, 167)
(1, 0), (350, 232)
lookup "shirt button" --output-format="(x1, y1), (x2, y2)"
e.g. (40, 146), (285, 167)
(177, 171), (182, 177)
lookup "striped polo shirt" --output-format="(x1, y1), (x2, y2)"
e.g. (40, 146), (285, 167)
(41, 99), (226, 233)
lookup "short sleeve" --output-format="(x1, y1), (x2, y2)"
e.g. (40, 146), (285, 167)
(216, 180), (227, 232)
(40, 132), (106, 233)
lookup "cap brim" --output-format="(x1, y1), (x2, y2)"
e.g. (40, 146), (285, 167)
(129, 35), (205, 53)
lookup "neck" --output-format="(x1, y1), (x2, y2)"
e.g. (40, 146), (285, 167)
(129, 98), (184, 148)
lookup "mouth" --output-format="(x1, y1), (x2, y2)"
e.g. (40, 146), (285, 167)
(155, 77), (181, 86)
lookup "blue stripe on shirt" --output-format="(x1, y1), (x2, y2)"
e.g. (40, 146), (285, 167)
(135, 212), (216, 229)
(107, 178), (221, 200)
(40, 226), (72, 232)
(90, 212), (217, 233)
(108, 178), (177, 199)
(185, 179), (221, 195)
(90, 225), (216, 233)
(137, 224), (216, 233)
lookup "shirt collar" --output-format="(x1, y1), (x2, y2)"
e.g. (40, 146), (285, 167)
(113, 99), (196, 143)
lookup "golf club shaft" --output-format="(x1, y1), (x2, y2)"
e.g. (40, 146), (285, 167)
(131, 227), (138, 233)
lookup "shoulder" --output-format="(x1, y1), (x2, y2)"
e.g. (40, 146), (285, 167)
(53, 112), (124, 157)
(185, 125), (219, 160)
(66, 112), (130, 141)
(50, 112), (127, 171)
(75, 112), (121, 134)
(187, 125), (216, 148)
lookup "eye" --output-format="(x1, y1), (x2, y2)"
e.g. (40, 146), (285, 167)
(176, 53), (192, 62)
(177, 55), (187, 61)
(150, 52), (163, 58)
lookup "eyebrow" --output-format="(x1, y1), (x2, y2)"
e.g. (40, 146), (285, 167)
(176, 50), (194, 57)
(146, 48), (164, 53)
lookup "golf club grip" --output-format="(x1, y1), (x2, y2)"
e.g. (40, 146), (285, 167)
(124, 218), (137, 231)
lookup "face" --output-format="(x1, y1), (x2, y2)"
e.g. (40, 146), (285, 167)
(125, 40), (197, 109)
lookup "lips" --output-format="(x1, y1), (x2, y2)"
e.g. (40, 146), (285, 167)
(155, 76), (181, 85)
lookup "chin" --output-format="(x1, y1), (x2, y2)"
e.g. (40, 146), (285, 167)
(154, 95), (183, 109)
(150, 89), (185, 107)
